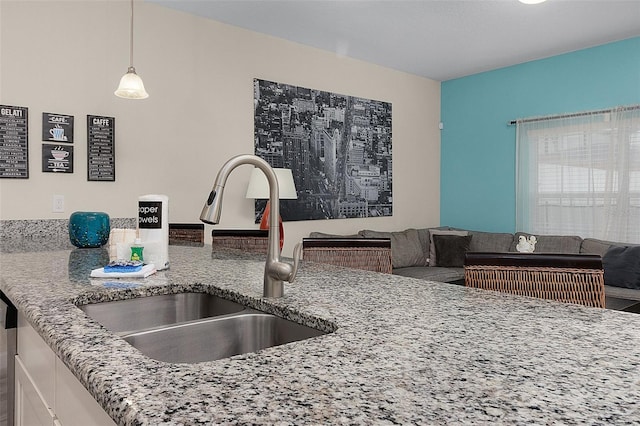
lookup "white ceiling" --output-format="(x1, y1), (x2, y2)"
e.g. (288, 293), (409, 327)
(148, 0), (640, 81)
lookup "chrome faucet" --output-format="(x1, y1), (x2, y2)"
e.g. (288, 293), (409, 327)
(200, 154), (302, 297)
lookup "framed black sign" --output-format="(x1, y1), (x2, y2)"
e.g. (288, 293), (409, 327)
(42, 144), (73, 173)
(0, 105), (29, 178)
(87, 115), (115, 181)
(42, 112), (73, 143)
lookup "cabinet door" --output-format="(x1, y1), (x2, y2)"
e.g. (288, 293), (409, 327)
(54, 359), (116, 426)
(17, 314), (56, 406)
(16, 313), (116, 426)
(14, 355), (56, 426)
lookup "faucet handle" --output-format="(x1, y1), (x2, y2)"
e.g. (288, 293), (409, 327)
(266, 241), (303, 283)
(287, 241), (303, 283)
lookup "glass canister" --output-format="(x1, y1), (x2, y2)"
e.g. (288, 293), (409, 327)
(68, 211), (111, 248)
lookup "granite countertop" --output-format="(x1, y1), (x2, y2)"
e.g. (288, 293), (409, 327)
(1, 242), (640, 424)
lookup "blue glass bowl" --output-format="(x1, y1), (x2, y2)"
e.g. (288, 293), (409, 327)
(69, 211), (110, 248)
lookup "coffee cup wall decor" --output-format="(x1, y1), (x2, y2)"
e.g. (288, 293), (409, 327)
(49, 124), (66, 141)
(42, 112), (74, 143)
(42, 144), (73, 173)
(51, 148), (69, 160)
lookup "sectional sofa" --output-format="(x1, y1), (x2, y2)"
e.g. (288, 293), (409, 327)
(309, 227), (640, 301)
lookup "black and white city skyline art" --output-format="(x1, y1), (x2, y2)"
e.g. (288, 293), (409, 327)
(253, 78), (392, 222)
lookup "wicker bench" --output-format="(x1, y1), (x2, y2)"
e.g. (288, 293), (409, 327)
(169, 223), (204, 246)
(302, 238), (392, 274)
(211, 229), (269, 253)
(464, 252), (605, 308)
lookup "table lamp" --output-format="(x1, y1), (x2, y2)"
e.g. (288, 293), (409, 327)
(245, 167), (297, 249)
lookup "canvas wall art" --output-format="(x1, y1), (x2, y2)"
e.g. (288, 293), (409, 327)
(253, 79), (392, 222)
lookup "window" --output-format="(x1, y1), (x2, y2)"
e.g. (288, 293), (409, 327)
(516, 106), (640, 243)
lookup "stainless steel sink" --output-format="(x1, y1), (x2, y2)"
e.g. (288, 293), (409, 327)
(78, 292), (246, 335)
(123, 312), (327, 363)
(78, 292), (329, 363)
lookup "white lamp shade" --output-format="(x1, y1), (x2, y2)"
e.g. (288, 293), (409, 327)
(114, 67), (149, 99)
(245, 168), (298, 200)
(518, 0), (547, 4)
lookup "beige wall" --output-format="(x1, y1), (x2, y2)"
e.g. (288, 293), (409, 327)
(0, 0), (440, 255)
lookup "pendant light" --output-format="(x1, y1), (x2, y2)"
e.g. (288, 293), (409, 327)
(115, 0), (149, 99)
(518, 0), (547, 4)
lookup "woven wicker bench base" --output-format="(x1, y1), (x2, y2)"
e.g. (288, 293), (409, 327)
(212, 236), (268, 253)
(302, 238), (392, 274)
(169, 224), (204, 247)
(303, 246), (392, 274)
(464, 265), (605, 308)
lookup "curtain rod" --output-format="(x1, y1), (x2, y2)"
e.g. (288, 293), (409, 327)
(508, 104), (640, 126)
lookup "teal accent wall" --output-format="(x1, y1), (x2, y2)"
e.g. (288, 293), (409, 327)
(440, 37), (640, 233)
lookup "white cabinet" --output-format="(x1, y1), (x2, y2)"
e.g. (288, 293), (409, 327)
(15, 313), (116, 426)
(54, 358), (116, 426)
(14, 356), (56, 426)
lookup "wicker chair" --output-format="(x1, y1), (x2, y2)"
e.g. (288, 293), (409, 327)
(302, 238), (392, 274)
(464, 252), (605, 308)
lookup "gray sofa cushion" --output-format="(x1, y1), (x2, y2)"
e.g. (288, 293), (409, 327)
(416, 228), (431, 260)
(580, 238), (623, 256)
(393, 266), (464, 283)
(309, 232), (361, 238)
(359, 228), (427, 268)
(512, 232), (582, 253)
(467, 230), (514, 252)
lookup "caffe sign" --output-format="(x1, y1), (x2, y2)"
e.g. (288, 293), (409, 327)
(87, 115), (115, 181)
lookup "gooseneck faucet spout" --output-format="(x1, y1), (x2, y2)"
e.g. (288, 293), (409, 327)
(200, 154), (301, 298)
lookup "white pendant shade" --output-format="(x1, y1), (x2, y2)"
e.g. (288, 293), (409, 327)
(245, 168), (298, 200)
(114, 0), (148, 99)
(518, 0), (547, 4)
(115, 66), (149, 99)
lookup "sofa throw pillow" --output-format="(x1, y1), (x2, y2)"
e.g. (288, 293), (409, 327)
(428, 229), (468, 266)
(359, 228), (427, 268)
(602, 245), (640, 289)
(433, 235), (472, 267)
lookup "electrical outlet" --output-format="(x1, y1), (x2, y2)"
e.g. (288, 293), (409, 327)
(53, 195), (64, 213)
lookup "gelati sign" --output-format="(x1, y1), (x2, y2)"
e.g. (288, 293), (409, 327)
(0, 105), (29, 178)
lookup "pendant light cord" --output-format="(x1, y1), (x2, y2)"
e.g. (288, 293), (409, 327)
(129, 0), (134, 68)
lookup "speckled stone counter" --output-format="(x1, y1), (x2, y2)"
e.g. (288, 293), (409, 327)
(1, 242), (640, 425)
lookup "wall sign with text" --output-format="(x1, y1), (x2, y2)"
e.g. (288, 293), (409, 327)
(0, 105), (29, 178)
(42, 144), (73, 173)
(42, 112), (74, 143)
(87, 115), (115, 181)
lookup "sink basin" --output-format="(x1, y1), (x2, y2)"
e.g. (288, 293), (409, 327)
(78, 292), (329, 363)
(123, 312), (327, 363)
(79, 292), (246, 335)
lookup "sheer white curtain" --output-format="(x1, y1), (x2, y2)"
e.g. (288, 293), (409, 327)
(516, 106), (640, 243)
